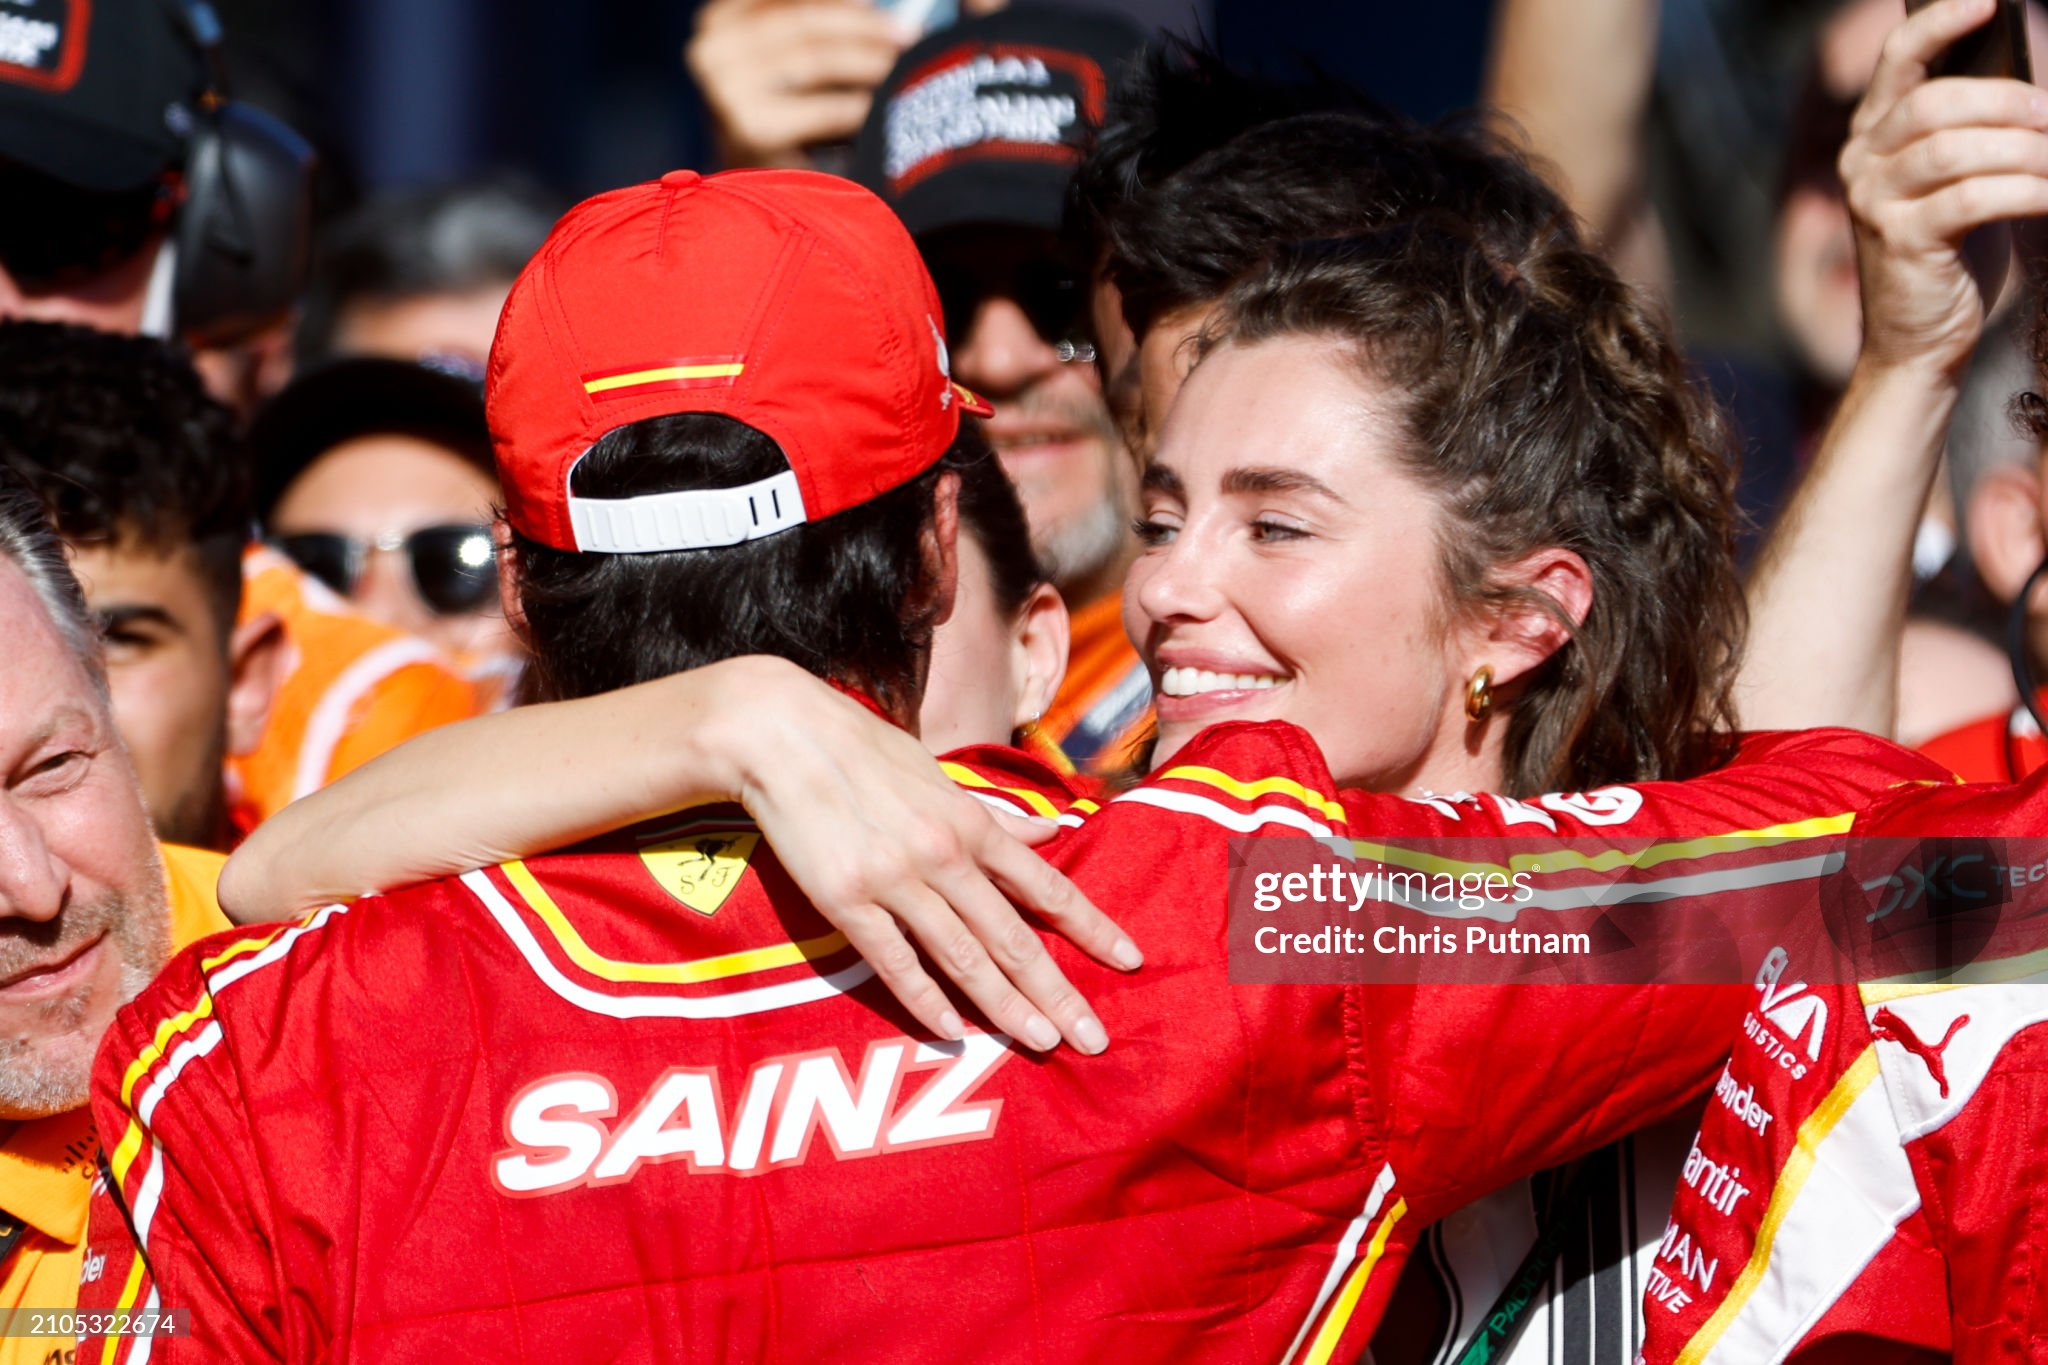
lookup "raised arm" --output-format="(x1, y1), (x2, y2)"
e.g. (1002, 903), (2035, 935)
(222, 655), (1137, 1055)
(1738, 0), (2048, 733)
(685, 0), (907, 170)
(1483, 0), (1665, 290)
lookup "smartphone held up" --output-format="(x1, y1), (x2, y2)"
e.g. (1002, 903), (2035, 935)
(1906, 0), (2035, 82)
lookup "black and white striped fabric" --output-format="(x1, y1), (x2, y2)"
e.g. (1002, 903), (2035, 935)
(1368, 1107), (1703, 1365)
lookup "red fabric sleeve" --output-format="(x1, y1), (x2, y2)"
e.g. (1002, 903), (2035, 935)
(1856, 763), (2048, 837)
(80, 933), (288, 1362)
(1313, 727), (1951, 1222)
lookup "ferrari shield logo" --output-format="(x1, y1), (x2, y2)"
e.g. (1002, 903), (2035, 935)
(639, 832), (761, 916)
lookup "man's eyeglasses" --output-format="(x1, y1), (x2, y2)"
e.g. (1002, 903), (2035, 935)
(272, 524), (497, 616)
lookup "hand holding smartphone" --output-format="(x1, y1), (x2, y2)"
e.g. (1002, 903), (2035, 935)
(1905, 0), (2034, 82)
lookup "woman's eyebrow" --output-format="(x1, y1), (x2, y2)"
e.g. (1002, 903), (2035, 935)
(1221, 466), (1349, 504)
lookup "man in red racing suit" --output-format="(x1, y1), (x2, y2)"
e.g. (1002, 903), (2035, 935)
(79, 721), (1946, 1363)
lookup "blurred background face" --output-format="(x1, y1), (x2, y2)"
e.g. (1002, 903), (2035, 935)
(0, 164), (165, 338)
(268, 433), (516, 674)
(66, 540), (235, 849)
(328, 285), (512, 371)
(294, 180), (565, 380)
(1126, 336), (1482, 792)
(0, 561), (170, 1120)
(1771, 0), (1898, 386)
(0, 245), (158, 338)
(1773, 185), (1863, 388)
(925, 227), (1135, 602)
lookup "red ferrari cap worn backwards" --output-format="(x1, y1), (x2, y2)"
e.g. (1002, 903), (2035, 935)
(487, 167), (992, 554)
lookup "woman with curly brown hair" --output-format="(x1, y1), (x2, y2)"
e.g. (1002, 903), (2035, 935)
(1128, 218), (1744, 803)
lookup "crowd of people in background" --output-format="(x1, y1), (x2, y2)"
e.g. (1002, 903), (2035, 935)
(3, 0), (2048, 1360)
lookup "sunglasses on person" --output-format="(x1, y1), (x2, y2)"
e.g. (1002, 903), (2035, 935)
(928, 257), (1096, 363)
(272, 524), (498, 615)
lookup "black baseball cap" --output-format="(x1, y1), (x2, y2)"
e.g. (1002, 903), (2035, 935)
(852, 3), (1143, 239)
(0, 0), (206, 192)
(248, 358), (494, 521)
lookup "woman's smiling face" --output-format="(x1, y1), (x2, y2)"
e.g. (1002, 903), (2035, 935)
(1125, 334), (1494, 792)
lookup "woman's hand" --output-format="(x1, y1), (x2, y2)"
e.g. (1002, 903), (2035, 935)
(221, 656), (1138, 1054)
(721, 662), (1140, 1054)
(1841, 0), (2048, 378)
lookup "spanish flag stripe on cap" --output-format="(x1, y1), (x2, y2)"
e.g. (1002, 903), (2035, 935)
(952, 381), (994, 418)
(583, 357), (746, 397)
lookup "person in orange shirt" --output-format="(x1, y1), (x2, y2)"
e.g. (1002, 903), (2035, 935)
(0, 472), (233, 1358)
(230, 549), (485, 832)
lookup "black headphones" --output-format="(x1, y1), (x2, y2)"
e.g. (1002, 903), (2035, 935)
(164, 0), (315, 346)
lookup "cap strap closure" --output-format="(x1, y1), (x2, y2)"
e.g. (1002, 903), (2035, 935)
(567, 470), (807, 553)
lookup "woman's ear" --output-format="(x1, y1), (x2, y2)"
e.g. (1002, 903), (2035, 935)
(1010, 582), (1071, 728)
(1480, 547), (1594, 689)
(1967, 462), (2048, 605)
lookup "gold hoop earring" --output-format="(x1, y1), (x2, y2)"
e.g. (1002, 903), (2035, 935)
(1464, 666), (1494, 722)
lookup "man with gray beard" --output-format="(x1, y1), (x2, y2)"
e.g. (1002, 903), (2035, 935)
(0, 471), (229, 1352)
(853, 6), (1152, 775)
